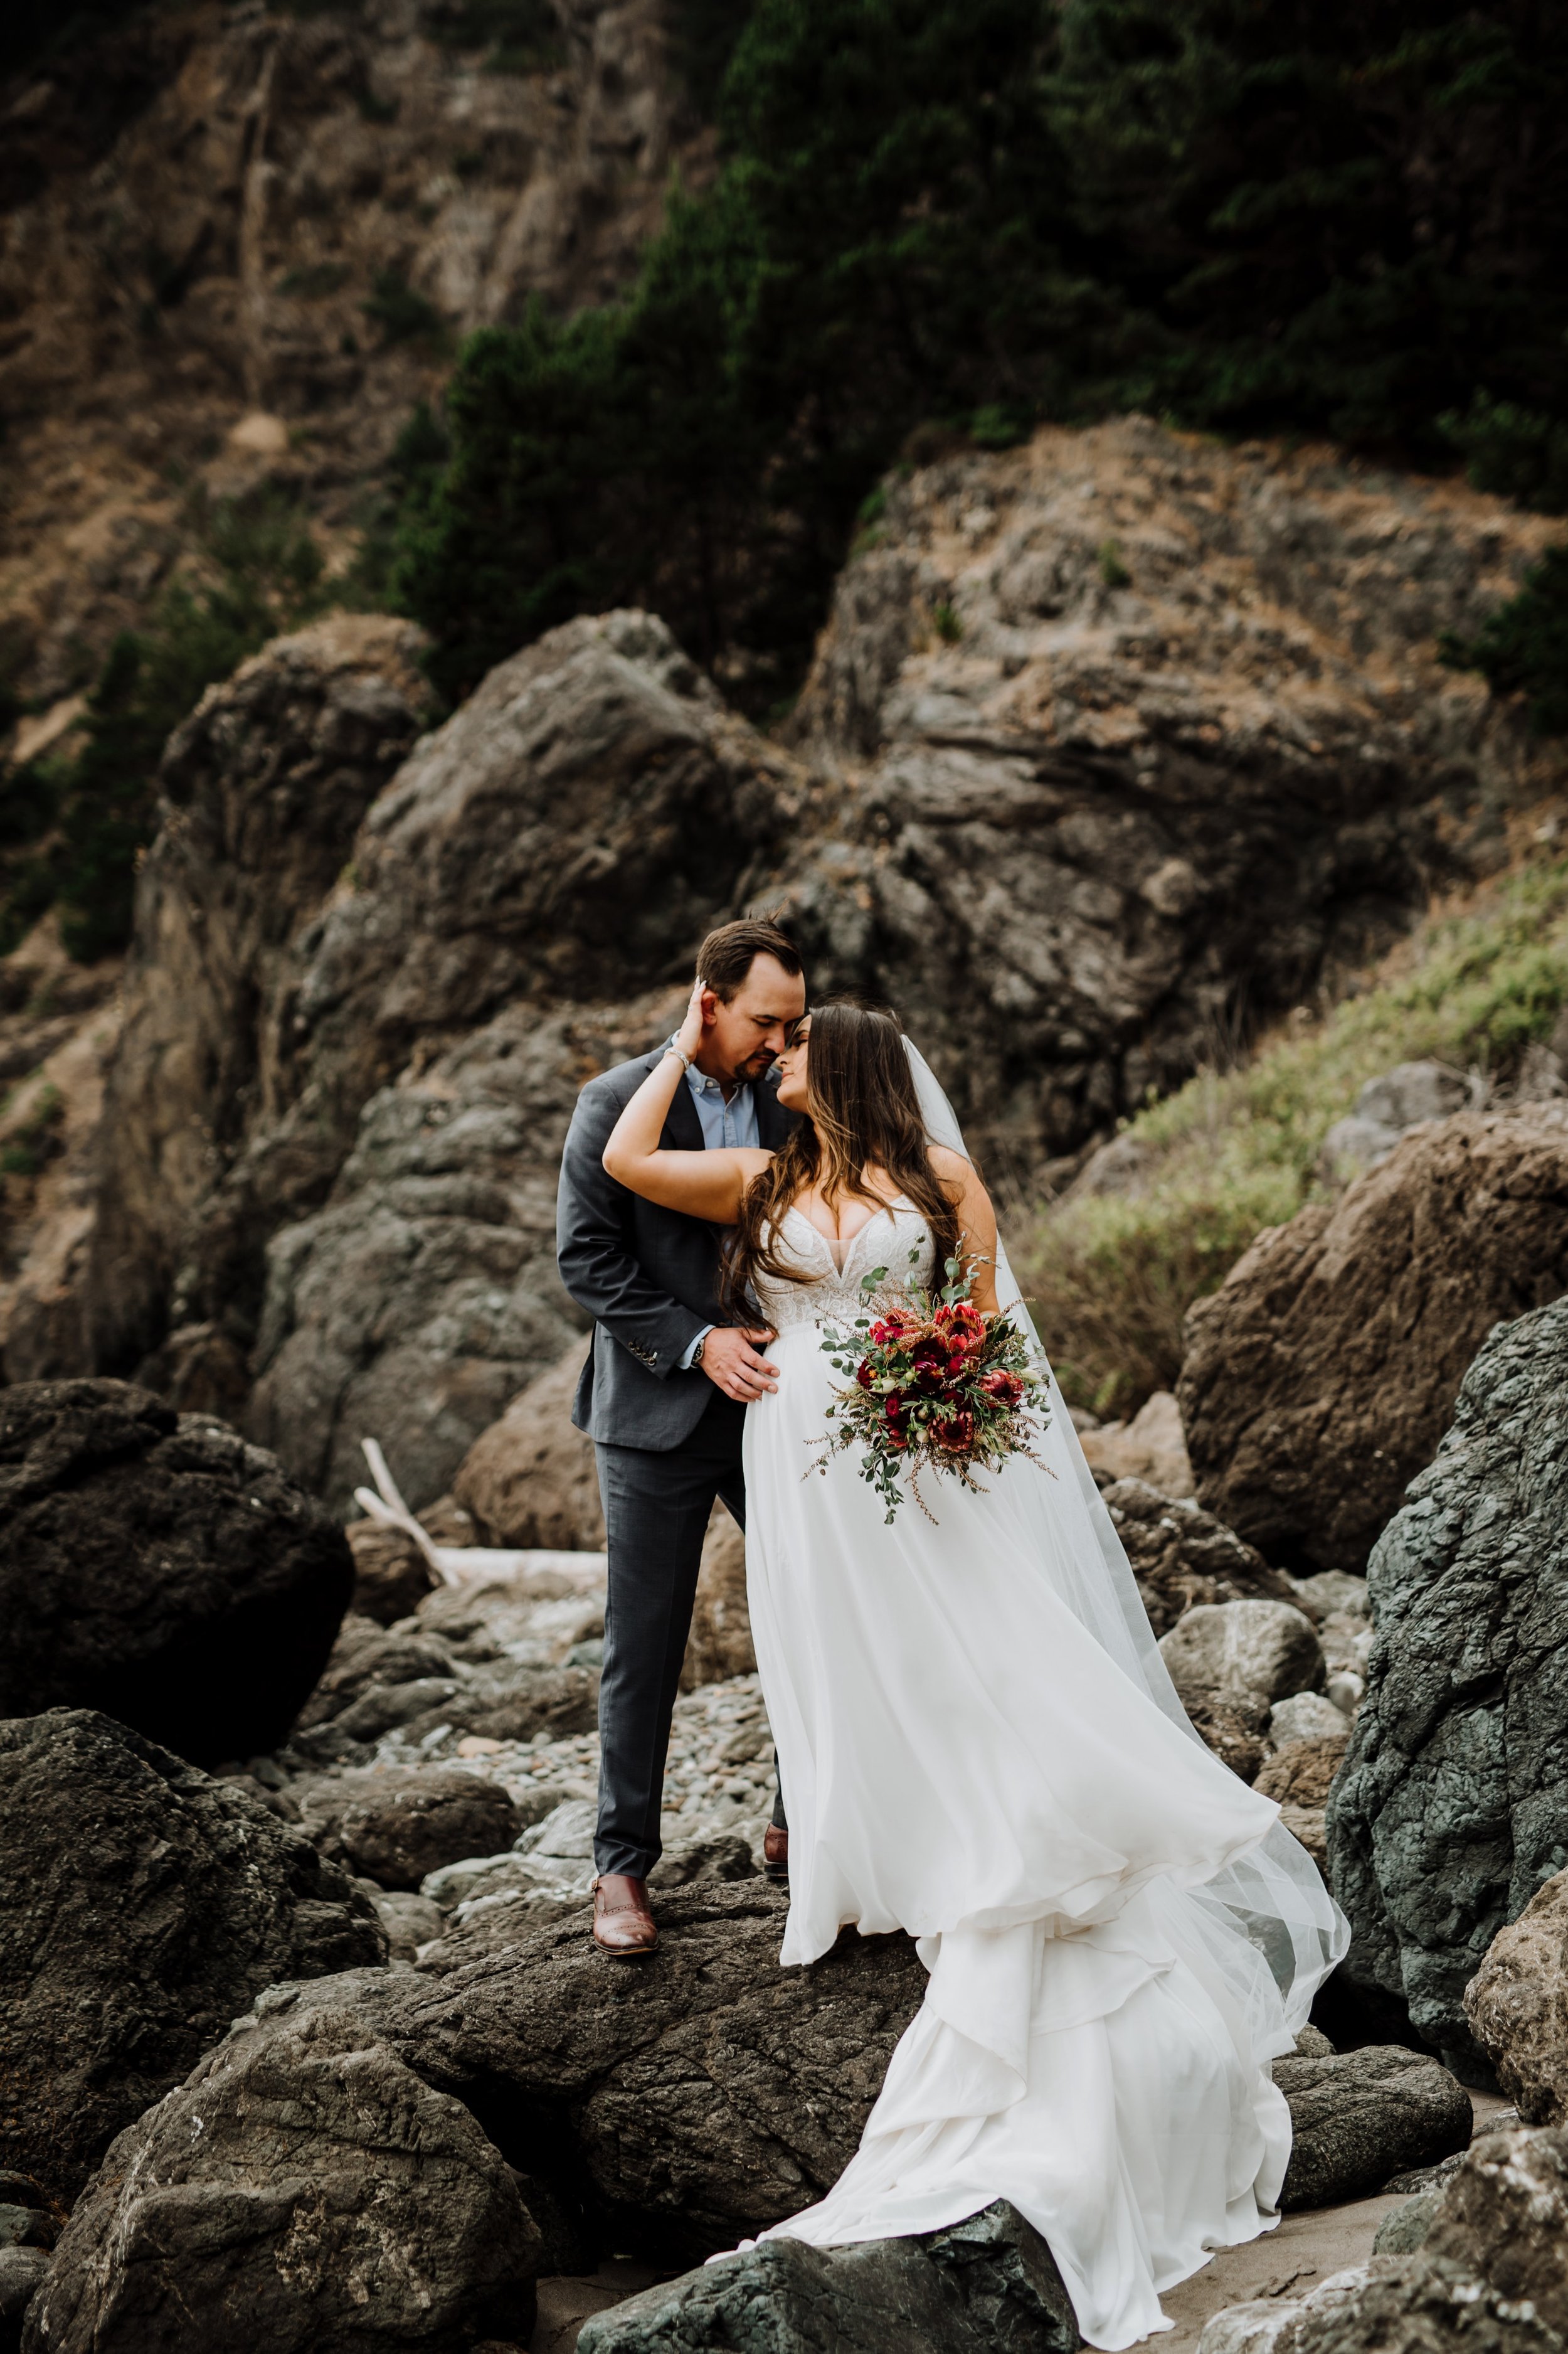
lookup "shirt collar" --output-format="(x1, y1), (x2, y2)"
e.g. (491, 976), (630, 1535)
(667, 1036), (754, 1099)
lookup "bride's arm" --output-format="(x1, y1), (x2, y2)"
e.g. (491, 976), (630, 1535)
(602, 983), (771, 1222)
(930, 1145), (1001, 1314)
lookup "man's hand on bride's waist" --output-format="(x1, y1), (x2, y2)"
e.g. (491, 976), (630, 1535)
(698, 1325), (778, 1402)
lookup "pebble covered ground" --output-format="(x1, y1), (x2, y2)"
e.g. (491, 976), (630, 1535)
(257, 1561), (780, 1964)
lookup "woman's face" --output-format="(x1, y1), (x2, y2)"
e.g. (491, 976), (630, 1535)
(773, 1016), (811, 1113)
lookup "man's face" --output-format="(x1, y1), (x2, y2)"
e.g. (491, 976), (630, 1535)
(697, 953), (807, 1085)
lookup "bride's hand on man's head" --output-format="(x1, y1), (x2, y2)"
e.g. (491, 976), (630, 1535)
(677, 977), (706, 1062)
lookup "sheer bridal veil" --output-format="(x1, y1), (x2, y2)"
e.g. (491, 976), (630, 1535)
(902, 1035), (1348, 2047)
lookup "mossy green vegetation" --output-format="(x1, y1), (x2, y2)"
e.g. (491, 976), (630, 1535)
(1017, 860), (1568, 1414)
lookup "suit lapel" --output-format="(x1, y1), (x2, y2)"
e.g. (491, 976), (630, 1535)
(662, 1065), (704, 1151)
(756, 1083), (797, 1151)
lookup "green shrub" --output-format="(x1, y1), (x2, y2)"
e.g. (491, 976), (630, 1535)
(1442, 393), (1568, 516)
(1442, 545), (1568, 737)
(1016, 860), (1568, 1410)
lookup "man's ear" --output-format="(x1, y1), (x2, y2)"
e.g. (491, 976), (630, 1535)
(699, 987), (719, 1028)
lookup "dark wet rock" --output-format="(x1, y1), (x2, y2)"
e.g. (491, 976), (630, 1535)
(23, 2000), (542, 2354)
(255, 1880), (928, 2259)
(577, 2200), (1081, 2354)
(1325, 1297), (1568, 2076)
(294, 1614), (460, 1730)
(296, 1766), (521, 1891)
(0, 1710), (384, 2203)
(1100, 1479), (1295, 1638)
(1275, 2048), (1472, 2211)
(0, 1380), (352, 1765)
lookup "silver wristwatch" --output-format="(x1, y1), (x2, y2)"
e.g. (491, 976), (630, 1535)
(691, 1334), (706, 1366)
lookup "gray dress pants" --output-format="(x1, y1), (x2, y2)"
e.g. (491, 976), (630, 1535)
(593, 1387), (767, 1879)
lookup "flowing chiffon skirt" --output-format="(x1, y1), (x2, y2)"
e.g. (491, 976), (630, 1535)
(736, 1311), (1308, 2350)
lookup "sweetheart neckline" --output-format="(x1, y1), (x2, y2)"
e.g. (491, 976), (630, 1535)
(778, 1199), (923, 1278)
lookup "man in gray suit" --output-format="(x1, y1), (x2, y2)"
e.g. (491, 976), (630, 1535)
(556, 917), (805, 1954)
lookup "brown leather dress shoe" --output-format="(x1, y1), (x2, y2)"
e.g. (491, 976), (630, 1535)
(592, 1873), (658, 1956)
(763, 1824), (788, 1883)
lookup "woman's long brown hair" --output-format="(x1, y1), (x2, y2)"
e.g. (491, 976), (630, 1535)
(723, 1004), (964, 1315)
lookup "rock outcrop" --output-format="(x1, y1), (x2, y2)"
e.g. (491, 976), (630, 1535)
(1465, 1868), (1568, 2124)
(298, 1766), (521, 1891)
(1274, 2049), (1471, 2210)
(1158, 1599), (1324, 1718)
(0, 1378), (352, 1763)
(24, 2000), (543, 2354)
(0, 1710), (384, 2203)
(579, 2202), (1081, 2354)
(260, 1880), (930, 2259)
(81, 616), (433, 1397)
(783, 419), (1557, 1176)
(1326, 1296), (1568, 2075)
(1179, 1108), (1568, 1572)
(1101, 1479), (1295, 1638)
(1205, 2124), (1568, 2354)
(185, 610), (808, 1508)
(452, 1336), (605, 1550)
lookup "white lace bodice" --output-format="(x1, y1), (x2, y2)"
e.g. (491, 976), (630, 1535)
(752, 1201), (936, 1333)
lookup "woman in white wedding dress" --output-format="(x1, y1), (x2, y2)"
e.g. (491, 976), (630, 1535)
(601, 993), (1346, 2351)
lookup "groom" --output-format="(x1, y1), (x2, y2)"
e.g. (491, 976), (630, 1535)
(556, 917), (805, 1955)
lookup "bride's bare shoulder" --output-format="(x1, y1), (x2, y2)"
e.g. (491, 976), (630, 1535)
(928, 1143), (977, 1186)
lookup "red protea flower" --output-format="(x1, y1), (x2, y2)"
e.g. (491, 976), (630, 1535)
(980, 1369), (1023, 1403)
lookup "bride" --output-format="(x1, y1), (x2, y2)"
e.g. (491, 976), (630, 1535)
(601, 989), (1346, 2350)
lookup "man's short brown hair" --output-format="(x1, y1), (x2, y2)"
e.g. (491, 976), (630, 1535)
(695, 916), (804, 1003)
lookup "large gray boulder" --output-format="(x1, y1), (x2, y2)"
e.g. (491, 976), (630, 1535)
(0, 1380), (352, 1765)
(1158, 1599), (1324, 1717)
(1274, 2048), (1471, 2210)
(578, 2202), (1081, 2354)
(23, 2000), (543, 2354)
(1179, 1109), (1568, 1574)
(1325, 1296), (1568, 2075)
(80, 616), (435, 1395)
(0, 1710), (385, 2203)
(783, 417), (1536, 1175)
(253, 1881), (930, 2259)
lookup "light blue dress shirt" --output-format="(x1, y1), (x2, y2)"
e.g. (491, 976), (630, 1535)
(674, 1040), (761, 1368)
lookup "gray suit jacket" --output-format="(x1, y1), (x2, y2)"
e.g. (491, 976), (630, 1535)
(556, 1050), (797, 1451)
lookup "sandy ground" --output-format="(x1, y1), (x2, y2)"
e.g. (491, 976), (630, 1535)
(526, 2091), (1517, 2353)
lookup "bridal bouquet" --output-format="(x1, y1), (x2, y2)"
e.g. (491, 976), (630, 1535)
(811, 1249), (1049, 1523)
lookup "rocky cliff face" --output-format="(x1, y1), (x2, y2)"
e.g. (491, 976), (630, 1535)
(780, 417), (1563, 1178)
(0, 0), (701, 707)
(10, 420), (1565, 1506)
